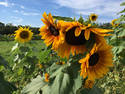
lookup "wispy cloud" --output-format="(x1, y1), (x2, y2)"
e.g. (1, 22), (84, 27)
(10, 16), (23, 25)
(21, 11), (40, 16)
(54, 0), (124, 18)
(0, 0), (15, 7)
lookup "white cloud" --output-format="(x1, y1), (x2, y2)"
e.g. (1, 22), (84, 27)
(54, 0), (124, 18)
(0, 1), (8, 7)
(10, 16), (23, 25)
(0, 0), (15, 7)
(13, 10), (40, 16)
(21, 11), (40, 16)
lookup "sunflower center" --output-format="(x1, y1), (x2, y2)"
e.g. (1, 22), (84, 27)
(49, 25), (59, 36)
(89, 53), (99, 66)
(65, 27), (87, 45)
(20, 31), (29, 39)
(92, 16), (96, 20)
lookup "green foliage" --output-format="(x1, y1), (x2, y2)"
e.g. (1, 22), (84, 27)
(22, 61), (83, 94)
(80, 86), (103, 94)
(78, 15), (84, 24)
(22, 75), (47, 94)
(0, 72), (16, 94)
(120, 2), (125, 6)
(53, 16), (73, 21)
(118, 8), (125, 14)
(96, 4), (125, 93)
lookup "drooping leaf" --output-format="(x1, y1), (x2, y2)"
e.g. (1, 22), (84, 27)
(22, 75), (47, 94)
(50, 72), (70, 94)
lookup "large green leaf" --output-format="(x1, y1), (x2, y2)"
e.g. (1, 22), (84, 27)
(22, 62), (83, 94)
(22, 75), (47, 94)
(67, 62), (82, 94)
(50, 72), (70, 94)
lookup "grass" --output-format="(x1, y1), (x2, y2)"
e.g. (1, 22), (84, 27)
(0, 40), (45, 59)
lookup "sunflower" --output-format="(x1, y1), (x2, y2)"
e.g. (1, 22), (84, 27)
(79, 43), (113, 84)
(56, 22), (90, 58)
(111, 19), (119, 27)
(39, 12), (65, 50)
(56, 21), (112, 58)
(14, 27), (33, 43)
(89, 13), (98, 21)
(83, 24), (113, 40)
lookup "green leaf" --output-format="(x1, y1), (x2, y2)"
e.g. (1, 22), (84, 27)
(22, 75), (47, 94)
(118, 29), (125, 37)
(69, 73), (82, 94)
(78, 15), (84, 24)
(120, 2), (125, 6)
(48, 63), (82, 94)
(50, 72), (70, 94)
(68, 63), (82, 94)
(17, 68), (23, 75)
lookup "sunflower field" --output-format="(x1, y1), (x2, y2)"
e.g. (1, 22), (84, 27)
(0, 2), (125, 94)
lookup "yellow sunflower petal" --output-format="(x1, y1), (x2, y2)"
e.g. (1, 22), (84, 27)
(84, 29), (90, 40)
(75, 27), (81, 37)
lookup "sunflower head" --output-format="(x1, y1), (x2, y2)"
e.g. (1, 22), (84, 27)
(39, 12), (65, 50)
(65, 22), (94, 46)
(79, 43), (113, 82)
(14, 27), (33, 43)
(56, 22), (96, 58)
(111, 19), (119, 27)
(89, 13), (98, 21)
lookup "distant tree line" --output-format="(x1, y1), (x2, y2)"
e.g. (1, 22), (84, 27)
(0, 20), (112, 35)
(0, 22), (40, 35)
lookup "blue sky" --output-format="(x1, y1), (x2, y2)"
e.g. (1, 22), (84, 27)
(0, 0), (124, 27)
